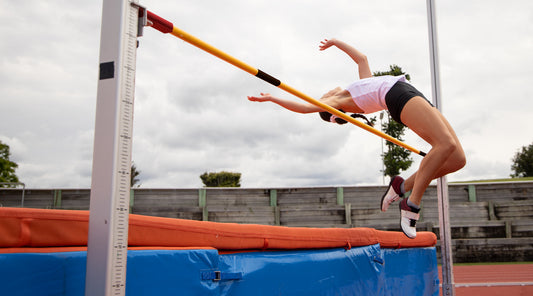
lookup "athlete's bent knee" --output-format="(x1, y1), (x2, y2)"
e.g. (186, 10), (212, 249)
(438, 140), (456, 159)
(449, 146), (466, 173)
(456, 150), (467, 171)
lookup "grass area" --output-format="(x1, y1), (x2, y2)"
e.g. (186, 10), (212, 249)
(451, 177), (533, 183)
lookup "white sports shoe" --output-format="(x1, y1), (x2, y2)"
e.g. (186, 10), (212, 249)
(400, 198), (420, 239)
(380, 176), (404, 212)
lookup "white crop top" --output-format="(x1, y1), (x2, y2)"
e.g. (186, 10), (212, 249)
(345, 75), (407, 114)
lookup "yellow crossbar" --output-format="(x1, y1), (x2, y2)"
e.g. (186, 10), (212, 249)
(146, 11), (426, 156)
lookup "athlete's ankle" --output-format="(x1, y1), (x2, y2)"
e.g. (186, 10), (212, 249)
(407, 198), (420, 210)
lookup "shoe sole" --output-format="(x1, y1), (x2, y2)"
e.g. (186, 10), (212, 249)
(380, 188), (390, 212)
(380, 179), (397, 212)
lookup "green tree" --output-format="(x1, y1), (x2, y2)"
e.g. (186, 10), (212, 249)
(200, 171), (241, 187)
(374, 65), (413, 178)
(0, 140), (20, 187)
(131, 162), (141, 188)
(511, 142), (533, 178)
(374, 64), (411, 81)
(381, 118), (413, 177)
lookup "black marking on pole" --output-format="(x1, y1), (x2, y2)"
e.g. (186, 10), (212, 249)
(99, 62), (115, 80)
(256, 69), (281, 86)
(419, 151), (427, 157)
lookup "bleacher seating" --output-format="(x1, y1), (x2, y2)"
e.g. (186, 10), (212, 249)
(1, 181), (532, 262)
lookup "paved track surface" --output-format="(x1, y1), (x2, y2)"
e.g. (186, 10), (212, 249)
(439, 264), (533, 296)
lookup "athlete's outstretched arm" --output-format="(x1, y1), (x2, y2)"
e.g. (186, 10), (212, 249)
(247, 93), (323, 114)
(319, 38), (372, 79)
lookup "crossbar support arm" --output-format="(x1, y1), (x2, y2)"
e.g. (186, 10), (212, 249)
(146, 11), (426, 157)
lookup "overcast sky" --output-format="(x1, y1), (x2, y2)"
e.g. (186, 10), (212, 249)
(1, 0), (532, 189)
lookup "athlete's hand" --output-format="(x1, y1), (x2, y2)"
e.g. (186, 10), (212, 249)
(319, 38), (337, 51)
(247, 93), (274, 102)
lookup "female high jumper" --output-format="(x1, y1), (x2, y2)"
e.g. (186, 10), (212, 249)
(247, 38), (466, 238)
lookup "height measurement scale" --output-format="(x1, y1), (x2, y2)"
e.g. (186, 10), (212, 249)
(85, 0), (143, 295)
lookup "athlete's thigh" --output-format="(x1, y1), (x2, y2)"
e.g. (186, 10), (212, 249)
(400, 96), (454, 146)
(435, 110), (466, 162)
(435, 110), (463, 149)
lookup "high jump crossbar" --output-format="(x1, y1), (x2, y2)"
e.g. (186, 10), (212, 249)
(145, 11), (426, 157)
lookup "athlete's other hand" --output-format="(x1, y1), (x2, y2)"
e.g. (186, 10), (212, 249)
(247, 93), (274, 102)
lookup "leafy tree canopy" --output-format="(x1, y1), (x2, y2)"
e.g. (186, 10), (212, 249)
(200, 171), (241, 187)
(511, 142), (533, 178)
(373, 65), (411, 81)
(381, 119), (413, 177)
(131, 162), (141, 188)
(0, 140), (20, 187)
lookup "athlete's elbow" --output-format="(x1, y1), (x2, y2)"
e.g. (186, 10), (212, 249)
(356, 54), (368, 65)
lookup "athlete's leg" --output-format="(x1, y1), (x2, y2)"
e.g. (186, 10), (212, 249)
(400, 97), (466, 206)
(403, 110), (466, 192)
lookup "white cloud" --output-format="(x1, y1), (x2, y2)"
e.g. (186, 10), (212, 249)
(1, 0), (532, 189)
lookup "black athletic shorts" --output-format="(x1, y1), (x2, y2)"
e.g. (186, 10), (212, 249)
(385, 81), (433, 125)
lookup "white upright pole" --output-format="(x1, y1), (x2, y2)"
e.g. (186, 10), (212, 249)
(426, 1), (455, 295)
(85, 0), (141, 294)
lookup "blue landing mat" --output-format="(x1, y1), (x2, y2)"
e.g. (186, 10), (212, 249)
(0, 244), (438, 296)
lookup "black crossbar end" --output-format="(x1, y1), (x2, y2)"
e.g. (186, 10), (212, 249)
(256, 69), (281, 86)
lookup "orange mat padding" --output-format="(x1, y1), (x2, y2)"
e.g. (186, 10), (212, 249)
(0, 208), (436, 252)
(0, 246), (216, 254)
